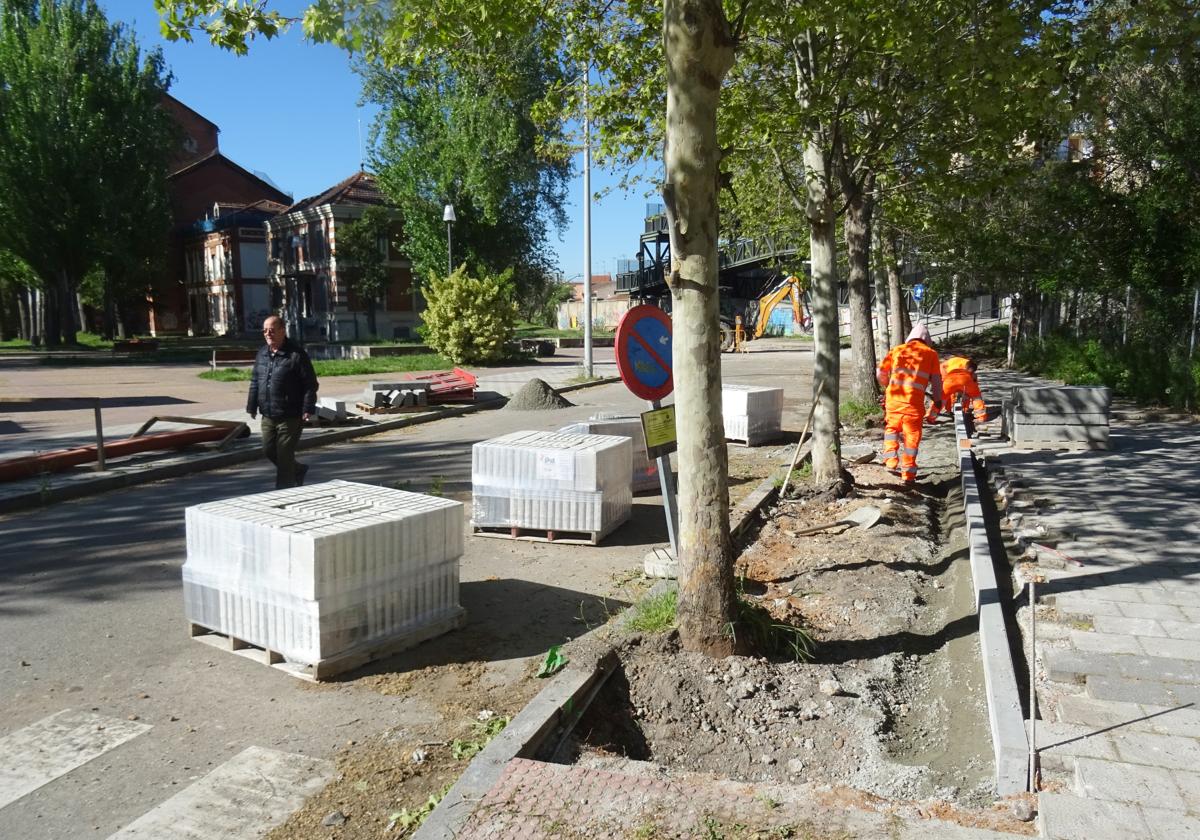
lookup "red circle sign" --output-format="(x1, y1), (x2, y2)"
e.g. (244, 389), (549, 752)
(615, 305), (673, 401)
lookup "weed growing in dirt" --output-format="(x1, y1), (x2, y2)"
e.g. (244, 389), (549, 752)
(626, 590), (678, 633)
(536, 645), (568, 677)
(734, 587), (814, 662)
(428, 475), (445, 496)
(387, 783), (451, 835)
(840, 398), (883, 427)
(450, 714), (510, 760)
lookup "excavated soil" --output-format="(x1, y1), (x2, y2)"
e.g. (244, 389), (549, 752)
(504, 377), (575, 410)
(562, 427), (1003, 817)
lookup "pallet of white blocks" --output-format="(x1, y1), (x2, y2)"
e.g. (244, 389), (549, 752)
(559, 414), (660, 493)
(722, 383), (784, 446)
(183, 480), (466, 681)
(1002, 385), (1111, 450)
(471, 430), (632, 544)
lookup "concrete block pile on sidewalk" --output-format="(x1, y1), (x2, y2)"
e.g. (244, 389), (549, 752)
(1001, 386), (1111, 448)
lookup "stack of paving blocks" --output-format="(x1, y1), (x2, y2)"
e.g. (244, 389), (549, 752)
(1002, 385), (1111, 449)
(316, 397), (347, 422)
(471, 431), (632, 539)
(183, 480), (465, 667)
(722, 383), (784, 446)
(365, 380), (431, 410)
(559, 414), (660, 493)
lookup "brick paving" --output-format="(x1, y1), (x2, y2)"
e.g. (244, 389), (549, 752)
(975, 369), (1200, 840)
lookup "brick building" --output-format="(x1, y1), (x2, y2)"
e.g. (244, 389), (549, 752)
(147, 94), (292, 336)
(266, 172), (415, 342)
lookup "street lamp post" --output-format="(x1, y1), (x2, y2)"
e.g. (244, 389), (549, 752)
(443, 203), (456, 275)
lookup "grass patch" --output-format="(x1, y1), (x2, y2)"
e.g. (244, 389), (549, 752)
(199, 353), (452, 381)
(839, 397), (883, 427)
(449, 713), (509, 760)
(514, 321), (614, 339)
(734, 585), (814, 661)
(626, 590), (678, 633)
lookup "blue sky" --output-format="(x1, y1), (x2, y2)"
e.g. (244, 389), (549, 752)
(104, 1), (650, 279)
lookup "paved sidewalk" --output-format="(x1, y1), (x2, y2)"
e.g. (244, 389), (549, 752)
(975, 369), (1200, 840)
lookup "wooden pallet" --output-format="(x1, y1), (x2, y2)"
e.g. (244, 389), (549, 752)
(472, 516), (627, 546)
(354, 401), (430, 416)
(188, 609), (467, 682)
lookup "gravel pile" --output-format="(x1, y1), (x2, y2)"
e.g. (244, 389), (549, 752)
(505, 378), (574, 411)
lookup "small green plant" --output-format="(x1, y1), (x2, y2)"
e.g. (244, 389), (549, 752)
(536, 645), (568, 677)
(839, 397), (883, 427)
(421, 266), (519, 363)
(626, 590), (678, 633)
(388, 783), (452, 835)
(733, 581), (814, 662)
(428, 475), (445, 497)
(450, 714), (510, 760)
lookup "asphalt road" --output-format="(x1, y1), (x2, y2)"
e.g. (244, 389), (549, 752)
(0, 344), (822, 839)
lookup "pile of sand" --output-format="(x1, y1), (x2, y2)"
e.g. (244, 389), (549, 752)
(505, 378), (574, 410)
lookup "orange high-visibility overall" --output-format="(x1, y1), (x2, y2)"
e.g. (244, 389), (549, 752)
(877, 339), (943, 482)
(940, 356), (987, 424)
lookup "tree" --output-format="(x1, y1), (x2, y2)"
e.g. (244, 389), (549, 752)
(360, 38), (569, 305)
(0, 0), (176, 345)
(335, 205), (394, 336)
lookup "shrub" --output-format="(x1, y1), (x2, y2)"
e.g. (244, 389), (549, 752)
(420, 266), (518, 364)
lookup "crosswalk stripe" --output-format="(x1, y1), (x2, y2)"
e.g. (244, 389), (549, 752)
(105, 745), (333, 839)
(0, 709), (152, 809)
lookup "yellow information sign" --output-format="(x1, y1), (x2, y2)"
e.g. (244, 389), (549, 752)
(640, 405), (677, 460)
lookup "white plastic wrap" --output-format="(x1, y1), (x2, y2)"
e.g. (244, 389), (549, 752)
(559, 415), (659, 493)
(471, 431), (632, 536)
(722, 383), (784, 445)
(183, 480), (465, 664)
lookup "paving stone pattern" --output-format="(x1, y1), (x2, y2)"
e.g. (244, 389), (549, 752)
(977, 369), (1200, 840)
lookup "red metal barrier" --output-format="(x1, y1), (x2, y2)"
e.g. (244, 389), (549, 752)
(405, 367), (477, 403)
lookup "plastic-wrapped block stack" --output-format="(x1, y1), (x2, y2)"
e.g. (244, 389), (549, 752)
(183, 480), (465, 667)
(472, 431), (632, 539)
(559, 414), (660, 493)
(1002, 386), (1111, 449)
(722, 383), (784, 446)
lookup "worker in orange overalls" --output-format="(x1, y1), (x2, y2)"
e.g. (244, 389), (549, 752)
(877, 324), (943, 483)
(936, 356), (988, 431)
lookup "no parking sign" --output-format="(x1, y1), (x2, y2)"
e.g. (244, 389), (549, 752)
(615, 305), (673, 401)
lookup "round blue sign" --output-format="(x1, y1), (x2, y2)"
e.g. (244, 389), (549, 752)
(615, 305), (673, 401)
(912, 283), (926, 302)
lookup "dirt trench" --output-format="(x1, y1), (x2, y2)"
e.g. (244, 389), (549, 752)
(558, 432), (997, 808)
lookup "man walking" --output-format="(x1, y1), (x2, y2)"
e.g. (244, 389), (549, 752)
(877, 324), (943, 484)
(247, 316), (319, 488)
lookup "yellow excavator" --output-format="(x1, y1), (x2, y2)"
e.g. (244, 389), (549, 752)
(721, 275), (810, 351)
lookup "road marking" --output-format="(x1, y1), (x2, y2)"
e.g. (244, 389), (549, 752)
(106, 745), (333, 839)
(0, 710), (152, 809)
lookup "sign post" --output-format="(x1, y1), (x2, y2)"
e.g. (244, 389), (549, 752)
(615, 306), (679, 572)
(913, 282), (925, 324)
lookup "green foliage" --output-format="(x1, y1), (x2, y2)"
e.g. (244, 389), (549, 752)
(839, 398), (883, 428)
(449, 714), (509, 759)
(734, 583), (814, 662)
(626, 590), (678, 633)
(336, 205), (396, 337)
(198, 353), (451, 381)
(1018, 335), (1200, 410)
(387, 783), (452, 834)
(1, 0), (176, 344)
(420, 266), (517, 364)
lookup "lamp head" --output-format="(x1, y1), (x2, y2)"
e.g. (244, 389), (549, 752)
(443, 204), (457, 223)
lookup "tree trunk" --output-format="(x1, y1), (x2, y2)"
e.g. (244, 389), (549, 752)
(872, 224), (890, 360)
(75, 289), (88, 338)
(804, 141), (841, 483)
(663, 0), (737, 658)
(57, 270), (76, 345)
(43, 281), (61, 346)
(17, 286), (31, 341)
(883, 228), (907, 345)
(844, 186), (877, 404)
(102, 274), (116, 341)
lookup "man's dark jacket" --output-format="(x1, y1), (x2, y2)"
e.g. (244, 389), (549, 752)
(246, 338), (319, 419)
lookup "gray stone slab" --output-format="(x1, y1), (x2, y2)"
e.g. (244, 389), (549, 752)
(1010, 423), (1110, 444)
(1139, 588), (1200, 608)
(1070, 630), (1144, 656)
(1139, 637), (1200, 662)
(1047, 648), (1200, 686)
(1073, 756), (1186, 810)
(1160, 620), (1200, 641)
(1087, 675), (1200, 707)
(1038, 792), (1147, 840)
(1111, 730), (1200, 770)
(1011, 411), (1110, 425)
(1119, 602), (1187, 622)
(1030, 721), (1119, 768)
(1052, 594), (1126, 617)
(1093, 615), (1166, 637)
(1141, 805), (1200, 840)
(1011, 385), (1112, 413)
(1169, 767), (1200, 809)
(1055, 695), (1146, 729)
